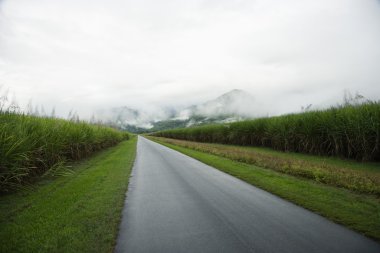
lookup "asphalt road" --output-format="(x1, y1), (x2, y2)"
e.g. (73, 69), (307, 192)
(115, 136), (380, 253)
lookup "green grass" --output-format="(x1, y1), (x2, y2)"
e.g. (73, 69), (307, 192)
(153, 102), (380, 161)
(0, 137), (137, 253)
(0, 111), (129, 192)
(151, 137), (380, 241)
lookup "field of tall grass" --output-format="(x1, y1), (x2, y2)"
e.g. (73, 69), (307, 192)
(153, 102), (380, 161)
(0, 111), (129, 192)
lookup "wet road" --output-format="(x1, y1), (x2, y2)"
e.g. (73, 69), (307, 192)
(115, 136), (380, 253)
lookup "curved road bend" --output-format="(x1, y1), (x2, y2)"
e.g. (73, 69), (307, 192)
(115, 136), (380, 253)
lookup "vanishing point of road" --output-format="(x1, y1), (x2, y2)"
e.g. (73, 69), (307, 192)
(115, 136), (380, 253)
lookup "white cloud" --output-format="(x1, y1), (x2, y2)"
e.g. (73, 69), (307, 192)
(0, 0), (379, 118)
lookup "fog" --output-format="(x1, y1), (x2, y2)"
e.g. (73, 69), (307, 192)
(1, 0), (380, 119)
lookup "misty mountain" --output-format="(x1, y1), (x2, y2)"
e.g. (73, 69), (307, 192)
(177, 89), (256, 119)
(96, 89), (257, 133)
(95, 107), (154, 129)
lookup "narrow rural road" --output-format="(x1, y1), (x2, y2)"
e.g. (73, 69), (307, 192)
(115, 136), (380, 253)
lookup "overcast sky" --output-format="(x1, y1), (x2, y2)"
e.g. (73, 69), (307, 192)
(1, 0), (380, 118)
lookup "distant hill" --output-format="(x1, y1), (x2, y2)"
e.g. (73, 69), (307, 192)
(95, 106), (154, 130)
(95, 89), (257, 133)
(181, 89), (256, 118)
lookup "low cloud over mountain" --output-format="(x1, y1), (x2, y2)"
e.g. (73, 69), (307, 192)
(178, 89), (257, 119)
(95, 89), (259, 132)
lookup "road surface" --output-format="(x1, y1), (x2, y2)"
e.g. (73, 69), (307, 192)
(115, 136), (380, 253)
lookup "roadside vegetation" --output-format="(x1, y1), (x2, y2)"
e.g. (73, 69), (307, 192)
(150, 137), (380, 241)
(0, 110), (129, 192)
(0, 137), (137, 253)
(153, 102), (380, 161)
(148, 101), (380, 240)
(151, 137), (380, 196)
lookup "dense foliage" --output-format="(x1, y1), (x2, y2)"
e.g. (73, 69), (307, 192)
(153, 102), (380, 161)
(0, 112), (129, 192)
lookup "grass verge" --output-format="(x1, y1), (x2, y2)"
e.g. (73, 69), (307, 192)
(149, 137), (380, 241)
(0, 137), (137, 253)
(150, 137), (380, 196)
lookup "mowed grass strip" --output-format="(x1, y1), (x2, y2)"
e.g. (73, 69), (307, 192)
(0, 137), (137, 253)
(150, 137), (380, 241)
(151, 137), (380, 196)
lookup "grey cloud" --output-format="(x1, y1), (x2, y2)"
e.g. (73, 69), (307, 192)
(0, 0), (379, 119)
